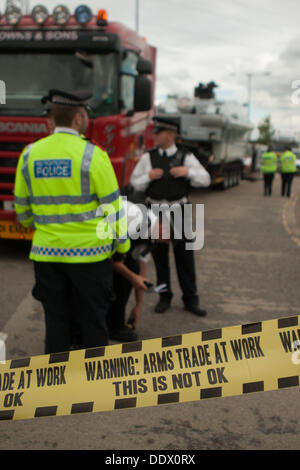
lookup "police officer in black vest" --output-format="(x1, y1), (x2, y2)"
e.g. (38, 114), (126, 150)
(130, 116), (211, 316)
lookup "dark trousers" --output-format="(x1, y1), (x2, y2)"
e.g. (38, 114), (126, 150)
(151, 240), (198, 306)
(106, 255), (139, 333)
(263, 173), (274, 195)
(33, 259), (114, 354)
(281, 173), (294, 197)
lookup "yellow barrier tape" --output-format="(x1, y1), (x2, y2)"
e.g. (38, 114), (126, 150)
(0, 315), (300, 421)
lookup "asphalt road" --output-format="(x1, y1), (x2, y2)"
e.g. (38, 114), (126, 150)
(1, 174), (300, 450)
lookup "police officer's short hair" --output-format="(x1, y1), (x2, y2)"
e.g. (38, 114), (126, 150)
(51, 104), (84, 127)
(47, 89), (92, 127)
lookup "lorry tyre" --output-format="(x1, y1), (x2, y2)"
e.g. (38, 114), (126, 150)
(222, 172), (229, 190)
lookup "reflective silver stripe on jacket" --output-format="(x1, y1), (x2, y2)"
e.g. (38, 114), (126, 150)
(14, 196), (30, 206)
(81, 142), (95, 194)
(100, 189), (120, 204)
(33, 209), (100, 225)
(21, 149), (33, 197)
(17, 209), (33, 222)
(106, 207), (125, 223)
(15, 193), (119, 206)
(34, 194), (98, 205)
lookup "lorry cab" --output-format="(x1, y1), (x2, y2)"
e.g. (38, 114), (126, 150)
(0, 4), (156, 239)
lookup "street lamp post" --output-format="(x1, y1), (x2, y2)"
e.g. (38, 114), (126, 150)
(246, 73), (252, 120)
(230, 71), (271, 121)
(246, 71), (271, 120)
(135, 0), (139, 33)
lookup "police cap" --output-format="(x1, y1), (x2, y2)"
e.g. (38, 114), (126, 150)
(41, 94), (51, 116)
(152, 116), (179, 134)
(48, 89), (92, 109)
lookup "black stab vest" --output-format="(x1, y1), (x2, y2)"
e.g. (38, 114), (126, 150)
(147, 148), (189, 201)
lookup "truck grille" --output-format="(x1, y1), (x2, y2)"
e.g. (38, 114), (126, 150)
(0, 142), (27, 152)
(0, 141), (31, 217)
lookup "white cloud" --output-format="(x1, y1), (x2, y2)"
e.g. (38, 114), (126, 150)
(1, 0), (300, 138)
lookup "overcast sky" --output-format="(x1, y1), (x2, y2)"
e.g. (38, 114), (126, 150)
(1, 0), (300, 138)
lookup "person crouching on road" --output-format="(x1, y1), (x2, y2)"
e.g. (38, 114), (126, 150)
(108, 249), (148, 342)
(107, 200), (159, 342)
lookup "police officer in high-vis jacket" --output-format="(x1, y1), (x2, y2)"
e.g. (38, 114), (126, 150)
(261, 146), (277, 196)
(130, 116), (211, 317)
(280, 146), (297, 197)
(14, 89), (130, 354)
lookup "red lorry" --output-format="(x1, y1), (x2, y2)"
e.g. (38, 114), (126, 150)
(0, 4), (156, 240)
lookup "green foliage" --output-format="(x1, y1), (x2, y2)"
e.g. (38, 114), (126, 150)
(257, 116), (275, 146)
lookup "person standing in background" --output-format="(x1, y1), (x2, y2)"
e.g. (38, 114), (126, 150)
(280, 146), (297, 198)
(130, 116), (211, 317)
(261, 146), (277, 196)
(251, 143), (258, 176)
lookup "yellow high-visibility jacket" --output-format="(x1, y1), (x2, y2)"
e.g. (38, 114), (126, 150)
(280, 151), (297, 173)
(14, 131), (130, 263)
(261, 152), (277, 173)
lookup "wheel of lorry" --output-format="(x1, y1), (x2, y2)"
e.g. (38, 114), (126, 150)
(226, 172), (231, 189)
(221, 172), (229, 190)
(231, 170), (239, 186)
(233, 170), (238, 186)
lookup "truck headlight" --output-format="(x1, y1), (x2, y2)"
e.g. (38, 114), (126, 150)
(31, 5), (49, 25)
(5, 5), (22, 25)
(53, 5), (70, 25)
(74, 5), (92, 24)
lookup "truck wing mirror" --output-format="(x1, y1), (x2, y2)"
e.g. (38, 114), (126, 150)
(134, 75), (152, 112)
(136, 57), (152, 75)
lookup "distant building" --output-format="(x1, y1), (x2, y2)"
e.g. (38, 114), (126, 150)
(271, 136), (299, 152)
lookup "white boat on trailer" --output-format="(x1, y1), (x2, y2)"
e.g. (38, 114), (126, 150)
(156, 82), (253, 189)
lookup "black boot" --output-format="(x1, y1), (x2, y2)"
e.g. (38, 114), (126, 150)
(184, 303), (207, 317)
(109, 326), (138, 342)
(154, 296), (171, 313)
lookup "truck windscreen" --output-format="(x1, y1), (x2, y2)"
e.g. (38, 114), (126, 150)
(0, 51), (118, 117)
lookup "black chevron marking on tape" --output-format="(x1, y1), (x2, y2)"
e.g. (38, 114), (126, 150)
(157, 392), (180, 405)
(49, 351), (69, 364)
(122, 341), (143, 353)
(278, 376), (299, 389)
(34, 406), (58, 418)
(202, 329), (222, 341)
(84, 347), (105, 359)
(278, 317), (298, 329)
(200, 387), (222, 399)
(0, 410), (14, 420)
(10, 358), (31, 369)
(243, 381), (264, 393)
(114, 397), (137, 410)
(162, 335), (182, 348)
(71, 402), (94, 414)
(242, 322), (262, 335)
